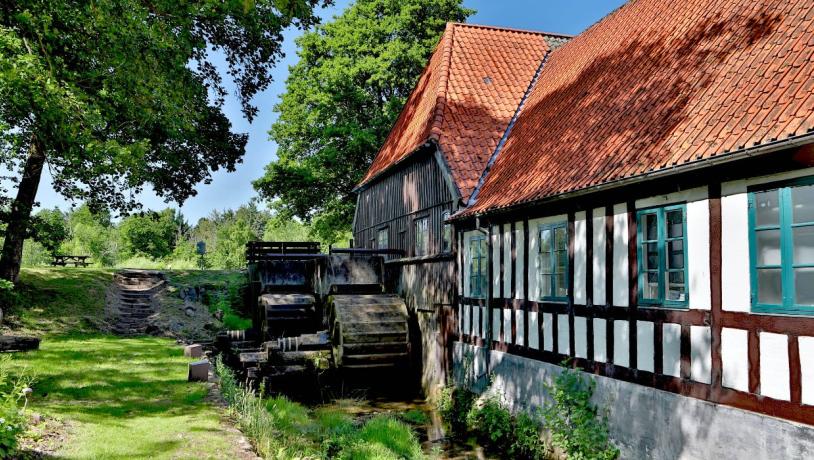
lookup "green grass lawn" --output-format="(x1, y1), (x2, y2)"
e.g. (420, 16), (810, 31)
(4, 268), (252, 459)
(12, 334), (247, 459)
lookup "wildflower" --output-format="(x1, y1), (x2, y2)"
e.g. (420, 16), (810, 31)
(5, 426), (11, 431)
(0, 418), (4, 424)
(21, 388), (32, 397)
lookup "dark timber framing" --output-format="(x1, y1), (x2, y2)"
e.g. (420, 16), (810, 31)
(453, 148), (814, 426)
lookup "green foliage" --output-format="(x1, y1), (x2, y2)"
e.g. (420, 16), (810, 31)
(0, 355), (31, 457)
(29, 208), (68, 256)
(511, 410), (548, 460)
(542, 365), (619, 460)
(214, 358), (426, 460)
(61, 204), (118, 266)
(400, 408), (429, 426)
(118, 209), (183, 260)
(0, 0), (323, 212)
(465, 395), (513, 452)
(254, 0), (474, 242)
(436, 385), (476, 436)
(211, 217), (255, 270)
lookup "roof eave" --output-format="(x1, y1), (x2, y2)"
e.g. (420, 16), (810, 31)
(455, 131), (814, 221)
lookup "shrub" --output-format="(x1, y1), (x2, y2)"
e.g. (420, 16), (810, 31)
(542, 364), (619, 460)
(465, 395), (513, 451)
(510, 410), (547, 460)
(436, 385), (475, 435)
(0, 355), (32, 457)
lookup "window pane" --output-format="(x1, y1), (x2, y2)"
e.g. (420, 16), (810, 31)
(539, 252), (552, 274)
(555, 273), (568, 297)
(756, 229), (781, 266)
(554, 227), (567, 251)
(556, 250), (568, 274)
(754, 189), (780, 227)
(666, 210), (683, 238)
(643, 272), (659, 300)
(792, 185), (814, 224)
(540, 228), (551, 252)
(644, 213), (658, 241)
(793, 225), (814, 265)
(666, 271), (686, 302)
(540, 274), (551, 299)
(644, 243), (659, 271)
(795, 267), (814, 305)
(757, 268), (783, 305)
(442, 224), (451, 252)
(667, 240), (684, 270)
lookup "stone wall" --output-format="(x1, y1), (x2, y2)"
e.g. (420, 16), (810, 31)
(454, 341), (814, 460)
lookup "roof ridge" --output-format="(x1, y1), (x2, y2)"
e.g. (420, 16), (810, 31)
(450, 21), (573, 38)
(429, 23), (455, 141)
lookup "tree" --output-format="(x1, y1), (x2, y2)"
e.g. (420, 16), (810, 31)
(0, 0), (327, 282)
(253, 0), (473, 242)
(29, 208), (68, 256)
(62, 205), (119, 266)
(211, 217), (256, 270)
(118, 209), (181, 260)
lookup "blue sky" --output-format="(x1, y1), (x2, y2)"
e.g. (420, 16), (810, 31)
(34, 0), (625, 223)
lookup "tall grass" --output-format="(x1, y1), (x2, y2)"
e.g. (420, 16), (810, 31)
(214, 358), (426, 460)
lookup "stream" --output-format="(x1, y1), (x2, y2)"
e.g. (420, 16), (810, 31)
(316, 396), (495, 460)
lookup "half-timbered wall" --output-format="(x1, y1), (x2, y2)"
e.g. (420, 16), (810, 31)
(456, 163), (814, 426)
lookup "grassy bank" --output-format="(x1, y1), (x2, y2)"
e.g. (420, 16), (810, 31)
(4, 268), (114, 336)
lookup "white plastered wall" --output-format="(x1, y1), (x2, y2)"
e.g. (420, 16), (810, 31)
(574, 211), (587, 304)
(492, 225), (500, 297)
(592, 207), (607, 305)
(503, 227), (512, 298)
(515, 221), (525, 299)
(612, 203), (629, 307)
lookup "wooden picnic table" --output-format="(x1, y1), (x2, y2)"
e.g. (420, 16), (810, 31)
(51, 255), (91, 267)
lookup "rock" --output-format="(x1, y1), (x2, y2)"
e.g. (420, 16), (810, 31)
(184, 307), (195, 317)
(188, 359), (209, 382)
(30, 413), (42, 425)
(184, 343), (203, 358)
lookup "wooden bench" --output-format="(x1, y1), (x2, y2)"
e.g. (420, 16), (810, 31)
(51, 255), (91, 267)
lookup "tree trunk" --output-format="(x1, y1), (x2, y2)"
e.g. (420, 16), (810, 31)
(0, 139), (45, 283)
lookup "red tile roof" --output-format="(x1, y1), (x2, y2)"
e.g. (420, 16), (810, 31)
(464, 0), (814, 216)
(356, 23), (569, 201)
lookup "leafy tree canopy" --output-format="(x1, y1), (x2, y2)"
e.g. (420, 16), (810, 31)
(0, 0), (327, 281)
(253, 0), (474, 242)
(119, 209), (185, 260)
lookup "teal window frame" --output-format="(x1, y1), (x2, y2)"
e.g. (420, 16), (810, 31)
(636, 204), (689, 309)
(537, 222), (569, 301)
(469, 235), (488, 299)
(748, 176), (814, 316)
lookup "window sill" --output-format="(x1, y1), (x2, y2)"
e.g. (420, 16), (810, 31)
(638, 303), (689, 310)
(384, 253), (454, 265)
(752, 304), (814, 317)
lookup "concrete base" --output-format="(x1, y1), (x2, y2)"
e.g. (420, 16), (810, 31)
(453, 341), (814, 460)
(184, 344), (203, 358)
(188, 359), (210, 382)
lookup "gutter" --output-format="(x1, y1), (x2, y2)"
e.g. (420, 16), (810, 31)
(456, 130), (814, 221)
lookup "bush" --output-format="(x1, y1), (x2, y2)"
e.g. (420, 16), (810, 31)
(542, 364), (619, 460)
(0, 355), (32, 457)
(510, 410), (547, 460)
(465, 395), (513, 451)
(436, 385), (475, 435)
